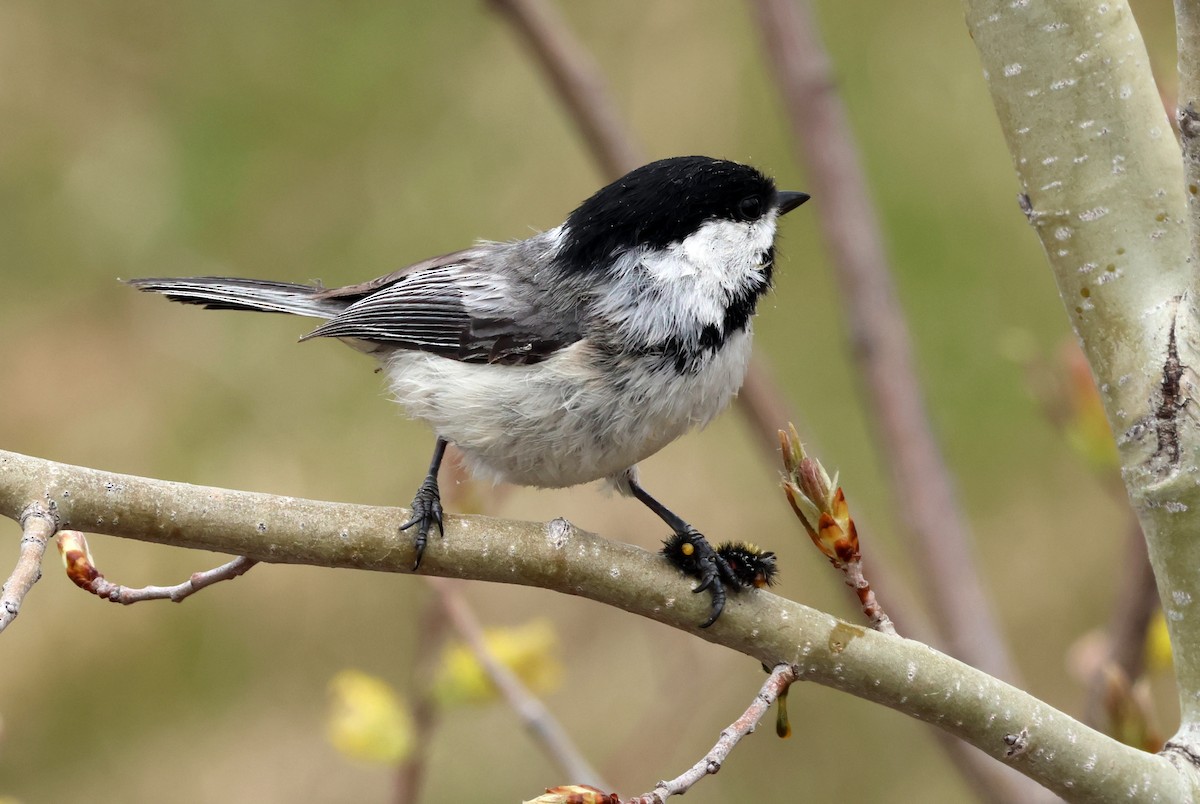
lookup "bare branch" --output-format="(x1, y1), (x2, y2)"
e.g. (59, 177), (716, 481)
(0, 448), (1192, 799)
(842, 558), (894, 636)
(629, 664), (796, 804)
(1104, 523), (1161, 686)
(428, 575), (605, 788)
(746, 0), (1016, 685)
(737, 360), (806, 463)
(483, 8), (1012, 791)
(57, 530), (256, 604)
(0, 503), (56, 633)
(428, 446), (605, 788)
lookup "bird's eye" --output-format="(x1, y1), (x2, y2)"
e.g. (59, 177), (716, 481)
(738, 196), (763, 221)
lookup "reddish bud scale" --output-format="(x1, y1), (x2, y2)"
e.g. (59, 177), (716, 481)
(527, 785), (619, 804)
(783, 483), (820, 542)
(57, 532), (102, 589)
(818, 513), (860, 566)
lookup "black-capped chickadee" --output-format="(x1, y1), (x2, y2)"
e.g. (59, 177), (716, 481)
(129, 155), (809, 626)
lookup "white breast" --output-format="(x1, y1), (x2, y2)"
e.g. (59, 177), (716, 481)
(382, 327), (755, 489)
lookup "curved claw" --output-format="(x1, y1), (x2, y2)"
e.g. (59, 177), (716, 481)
(698, 595), (725, 629)
(696, 583), (726, 628)
(695, 563), (727, 628)
(401, 477), (444, 570)
(683, 532), (730, 628)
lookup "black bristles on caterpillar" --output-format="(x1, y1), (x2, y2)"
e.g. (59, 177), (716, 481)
(661, 532), (705, 580)
(662, 535), (779, 590)
(717, 541), (779, 589)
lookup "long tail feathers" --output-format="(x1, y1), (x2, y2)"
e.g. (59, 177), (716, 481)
(126, 277), (343, 319)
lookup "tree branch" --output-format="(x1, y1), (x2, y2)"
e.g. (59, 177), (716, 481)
(1176, 0), (1200, 293)
(629, 664), (797, 803)
(56, 531), (257, 604)
(962, 0), (1200, 756)
(394, 596), (448, 804)
(1, 448), (1191, 800)
(0, 503), (55, 633)
(486, 3), (1027, 793)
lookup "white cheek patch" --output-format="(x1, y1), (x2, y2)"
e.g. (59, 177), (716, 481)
(675, 216), (777, 284)
(606, 215), (776, 343)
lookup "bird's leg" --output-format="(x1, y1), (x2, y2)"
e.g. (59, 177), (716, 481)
(401, 436), (448, 570)
(627, 476), (742, 627)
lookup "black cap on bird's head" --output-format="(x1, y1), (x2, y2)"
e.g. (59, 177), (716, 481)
(558, 156), (809, 272)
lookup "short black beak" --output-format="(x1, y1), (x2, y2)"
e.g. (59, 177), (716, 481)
(777, 191), (811, 216)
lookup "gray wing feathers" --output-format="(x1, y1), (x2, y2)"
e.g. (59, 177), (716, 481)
(130, 235), (583, 364)
(127, 277), (341, 319)
(311, 246), (487, 300)
(301, 266), (574, 363)
(302, 266), (473, 347)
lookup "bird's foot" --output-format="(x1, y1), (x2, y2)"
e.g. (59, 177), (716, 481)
(661, 528), (744, 628)
(400, 475), (443, 570)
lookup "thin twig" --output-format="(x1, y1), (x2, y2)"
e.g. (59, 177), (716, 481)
(487, 0), (911, 643)
(628, 664), (797, 804)
(842, 557), (895, 635)
(738, 360), (806, 463)
(748, 4), (1044, 800)
(0, 503), (56, 633)
(746, 0), (1016, 683)
(57, 531), (256, 604)
(427, 575), (606, 789)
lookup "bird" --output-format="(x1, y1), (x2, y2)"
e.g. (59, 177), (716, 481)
(129, 155), (809, 626)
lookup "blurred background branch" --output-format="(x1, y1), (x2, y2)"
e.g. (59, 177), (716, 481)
(426, 575), (605, 789)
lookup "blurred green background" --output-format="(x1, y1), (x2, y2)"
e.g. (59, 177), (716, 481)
(0, 1), (1181, 801)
